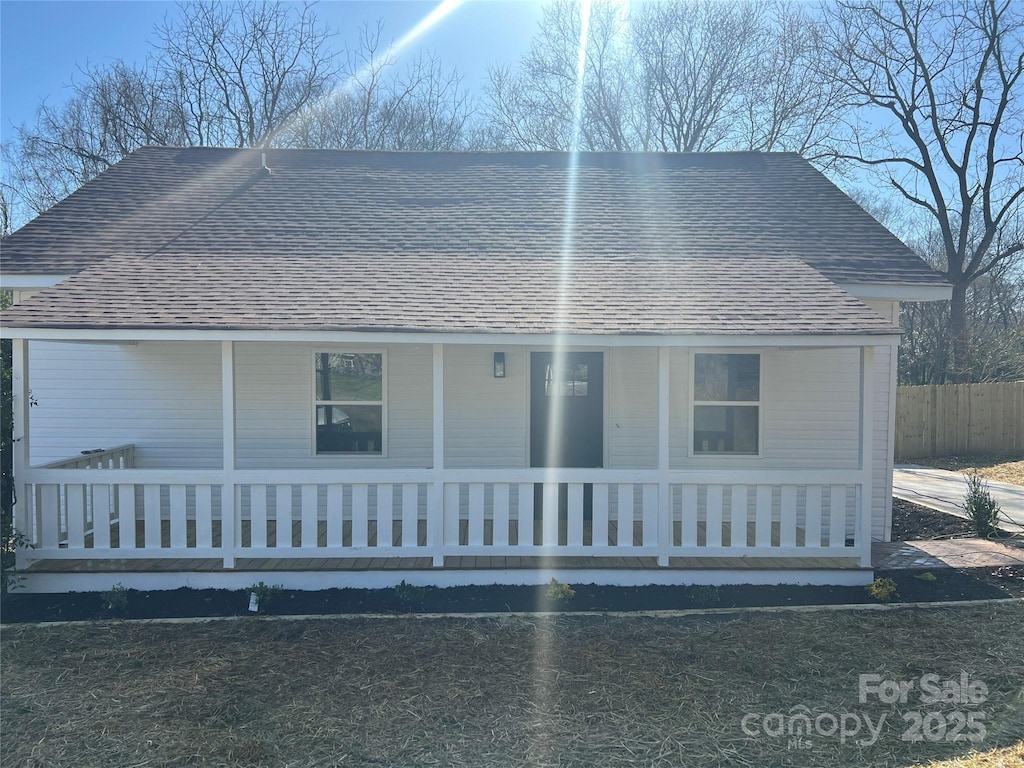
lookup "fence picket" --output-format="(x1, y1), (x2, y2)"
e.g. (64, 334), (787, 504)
(896, 383), (1023, 459)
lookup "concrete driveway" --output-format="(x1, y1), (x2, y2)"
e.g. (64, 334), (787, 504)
(893, 465), (1024, 532)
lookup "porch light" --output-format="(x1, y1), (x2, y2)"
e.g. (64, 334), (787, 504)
(493, 352), (506, 378)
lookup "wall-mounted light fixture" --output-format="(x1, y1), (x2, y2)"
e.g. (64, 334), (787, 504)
(493, 352), (506, 378)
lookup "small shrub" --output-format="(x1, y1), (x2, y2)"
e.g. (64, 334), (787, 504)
(246, 581), (283, 613)
(867, 577), (898, 602)
(914, 572), (937, 582)
(961, 472), (1003, 538)
(690, 585), (721, 607)
(101, 583), (130, 617)
(545, 578), (576, 603)
(394, 580), (426, 612)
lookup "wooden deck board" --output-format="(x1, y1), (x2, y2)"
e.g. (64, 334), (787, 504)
(25, 554), (863, 574)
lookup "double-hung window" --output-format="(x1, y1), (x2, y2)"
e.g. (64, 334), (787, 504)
(314, 352), (384, 455)
(692, 353), (760, 455)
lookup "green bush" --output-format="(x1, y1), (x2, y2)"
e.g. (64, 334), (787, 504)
(101, 584), (130, 617)
(545, 578), (576, 603)
(245, 581), (283, 612)
(867, 577), (898, 602)
(394, 580), (427, 612)
(961, 472), (1003, 538)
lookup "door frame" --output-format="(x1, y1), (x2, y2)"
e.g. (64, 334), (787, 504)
(525, 347), (609, 469)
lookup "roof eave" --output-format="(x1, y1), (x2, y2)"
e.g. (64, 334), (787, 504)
(839, 282), (952, 302)
(0, 325), (901, 348)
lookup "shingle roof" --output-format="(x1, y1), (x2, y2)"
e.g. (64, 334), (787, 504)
(1, 252), (897, 335)
(0, 146), (935, 335)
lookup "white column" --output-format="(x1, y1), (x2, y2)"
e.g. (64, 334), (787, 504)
(12, 339), (32, 566)
(430, 343), (445, 566)
(859, 345), (875, 568)
(657, 346), (671, 566)
(221, 341), (237, 569)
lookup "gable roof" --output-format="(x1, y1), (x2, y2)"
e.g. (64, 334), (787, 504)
(0, 146), (936, 336)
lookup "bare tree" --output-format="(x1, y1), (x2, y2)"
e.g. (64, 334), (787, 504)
(486, 1), (636, 151)
(156, 1), (337, 147)
(822, 0), (1024, 382)
(486, 0), (843, 156)
(2, 61), (179, 218)
(2, 2), (336, 225)
(280, 22), (474, 151)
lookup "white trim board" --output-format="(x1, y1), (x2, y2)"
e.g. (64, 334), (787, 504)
(841, 283), (951, 301)
(19, 567), (875, 593)
(0, 274), (71, 289)
(0, 326), (902, 348)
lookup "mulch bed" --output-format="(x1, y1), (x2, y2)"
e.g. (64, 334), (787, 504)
(890, 497), (976, 539)
(3, 500), (1021, 624)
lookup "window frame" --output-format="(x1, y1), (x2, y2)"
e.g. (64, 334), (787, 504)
(311, 349), (387, 457)
(689, 350), (762, 458)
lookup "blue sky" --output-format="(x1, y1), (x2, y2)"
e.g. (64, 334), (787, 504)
(0, 0), (546, 143)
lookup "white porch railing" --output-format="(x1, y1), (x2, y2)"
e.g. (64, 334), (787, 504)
(37, 444), (136, 469)
(17, 468), (871, 568)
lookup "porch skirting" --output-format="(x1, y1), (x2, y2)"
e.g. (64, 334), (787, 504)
(19, 555), (872, 592)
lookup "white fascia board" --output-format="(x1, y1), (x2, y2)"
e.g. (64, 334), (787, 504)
(0, 274), (71, 290)
(0, 326), (902, 348)
(840, 282), (952, 301)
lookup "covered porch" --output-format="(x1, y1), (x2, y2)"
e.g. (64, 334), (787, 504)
(10, 334), (884, 590)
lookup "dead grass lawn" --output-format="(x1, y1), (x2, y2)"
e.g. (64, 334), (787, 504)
(2, 605), (1023, 767)
(913, 456), (1024, 486)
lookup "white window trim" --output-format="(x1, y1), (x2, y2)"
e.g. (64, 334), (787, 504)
(688, 350), (763, 458)
(311, 349), (388, 458)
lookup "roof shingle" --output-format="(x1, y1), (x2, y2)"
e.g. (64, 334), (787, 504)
(0, 147), (934, 335)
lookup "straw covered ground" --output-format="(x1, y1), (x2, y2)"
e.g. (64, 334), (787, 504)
(2, 603), (1023, 767)
(912, 456), (1024, 487)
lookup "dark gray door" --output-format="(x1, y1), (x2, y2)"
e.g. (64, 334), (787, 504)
(530, 352), (603, 468)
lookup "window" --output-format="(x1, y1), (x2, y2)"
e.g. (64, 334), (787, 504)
(544, 362), (589, 396)
(692, 353), (760, 455)
(314, 352), (384, 454)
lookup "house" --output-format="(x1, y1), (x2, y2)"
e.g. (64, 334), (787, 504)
(0, 147), (951, 592)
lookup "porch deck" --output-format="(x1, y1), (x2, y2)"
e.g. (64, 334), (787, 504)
(24, 553), (863, 574)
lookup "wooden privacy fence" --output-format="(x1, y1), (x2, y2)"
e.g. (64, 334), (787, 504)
(895, 382), (1024, 460)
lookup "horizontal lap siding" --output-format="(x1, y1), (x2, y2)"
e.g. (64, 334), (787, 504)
(670, 348), (861, 469)
(444, 346), (527, 468)
(863, 300), (899, 541)
(235, 343), (432, 468)
(28, 341), (222, 467)
(762, 349), (861, 467)
(608, 348), (658, 468)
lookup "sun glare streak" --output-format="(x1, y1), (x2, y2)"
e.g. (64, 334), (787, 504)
(543, 0), (592, 536)
(388, 0), (467, 57)
(531, 2), (591, 760)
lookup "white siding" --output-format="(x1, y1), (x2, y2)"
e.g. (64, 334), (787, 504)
(668, 342), (894, 539)
(607, 347), (658, 468)
(235, 342), (433, 469)
(670, 348), (860, 468)
(444, 346), (527, 468)
(762, 349), (861, 467)
(28, 341), (223, 468)
(863, 298), (900, 541)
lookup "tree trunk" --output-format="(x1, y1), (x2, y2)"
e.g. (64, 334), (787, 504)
(949, 281), (970, 384)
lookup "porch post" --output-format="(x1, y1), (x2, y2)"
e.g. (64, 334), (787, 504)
(657, 346), (671, 566)
(430, 343), (445, 567)
(221, 340), (237, 569)
(859, 345), (875, 568)
(12, 339), (32, 566)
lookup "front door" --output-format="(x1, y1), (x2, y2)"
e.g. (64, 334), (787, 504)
(530, 352), (603, 468)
